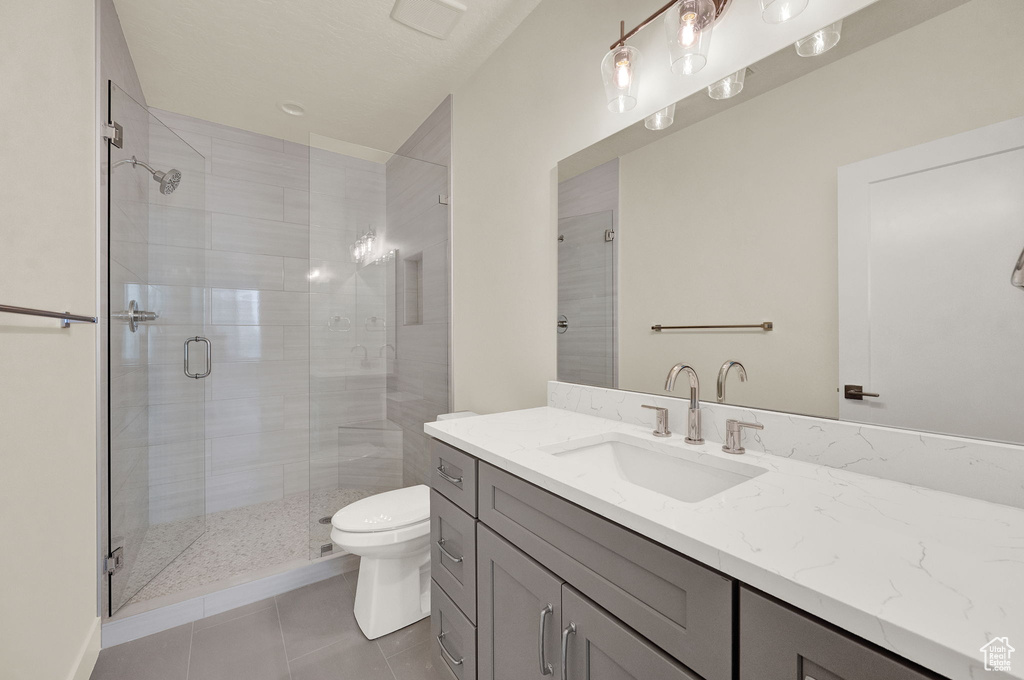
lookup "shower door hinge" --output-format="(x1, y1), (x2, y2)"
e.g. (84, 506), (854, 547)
(104, 122), (124, 148)
(438, 194), (449, 205)
(105, 546), (124, 575)
(604, 229), (615, 242)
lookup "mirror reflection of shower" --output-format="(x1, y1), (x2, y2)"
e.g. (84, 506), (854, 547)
(113, 155), (182, 195)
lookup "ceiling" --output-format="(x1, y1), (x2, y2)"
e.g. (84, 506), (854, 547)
(113, 0), (542, 151)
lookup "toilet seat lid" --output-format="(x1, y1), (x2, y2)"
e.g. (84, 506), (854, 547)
(331, 484), (430, 533)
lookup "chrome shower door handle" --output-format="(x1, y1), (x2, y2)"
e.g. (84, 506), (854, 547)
(538, 604), (554, 676)
(183, 336), (212, 379)
(560, 622), (576, 680)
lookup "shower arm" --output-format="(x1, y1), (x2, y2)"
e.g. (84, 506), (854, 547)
(113, 156), (159, 177)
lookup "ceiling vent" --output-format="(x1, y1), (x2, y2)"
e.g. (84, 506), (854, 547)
(391, 0), (467, 40)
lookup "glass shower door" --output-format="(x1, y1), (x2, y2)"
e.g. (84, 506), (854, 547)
(107, 83), (208, 614)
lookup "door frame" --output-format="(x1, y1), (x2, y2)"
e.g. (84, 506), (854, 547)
(837, 115), (1024, 423)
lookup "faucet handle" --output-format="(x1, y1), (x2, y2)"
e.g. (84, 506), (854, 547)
(641, 405), (671, 438)
(722, 419), (763, 455)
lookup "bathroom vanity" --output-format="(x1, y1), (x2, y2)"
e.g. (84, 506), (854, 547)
(421, 404), (1021, 680)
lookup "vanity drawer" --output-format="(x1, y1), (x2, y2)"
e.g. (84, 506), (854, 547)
(478, 463), (733, 680)
(431, 438), (478, 517)
(431, 579), (478, 680)
(431, 490), (477, 623)
(739, 587), (942, 680)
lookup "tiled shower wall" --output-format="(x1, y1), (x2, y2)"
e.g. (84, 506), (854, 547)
(386, 97), (452, 486)
(557, 159), (619, 389)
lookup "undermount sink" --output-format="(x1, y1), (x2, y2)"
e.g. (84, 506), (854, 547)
(541, 435), (766, 503)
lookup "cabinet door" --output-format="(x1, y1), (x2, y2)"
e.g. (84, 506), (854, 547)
(478, 524), (564, 680)
(561, 586), (701, 680)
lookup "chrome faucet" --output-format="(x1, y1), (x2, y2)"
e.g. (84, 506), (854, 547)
(717, 360), (747, 403)
(722, 419), (763, 455)
(641, 405), (671, 437)
(665, 363), (703, 445)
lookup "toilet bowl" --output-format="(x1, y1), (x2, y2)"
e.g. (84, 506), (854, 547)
(331, 484), (431, 639)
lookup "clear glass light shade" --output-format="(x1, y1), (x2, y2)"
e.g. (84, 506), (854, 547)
(707, 69), (745, 100)
(759, 0), (808, 24)
(795, 19), (843, 57)
(601, 44), (642, 113)
(645, 103), (676, 130)
(664, 0), (717, 76)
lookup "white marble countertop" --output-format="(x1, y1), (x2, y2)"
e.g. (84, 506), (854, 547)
(425, 407), (1024, 680)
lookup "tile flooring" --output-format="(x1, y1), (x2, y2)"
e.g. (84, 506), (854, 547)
(94, 572), (451, 680)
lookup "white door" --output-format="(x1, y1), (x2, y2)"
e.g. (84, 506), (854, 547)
(838, 117), (1024, 443)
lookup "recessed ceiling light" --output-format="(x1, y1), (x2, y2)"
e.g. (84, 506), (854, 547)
(279, 101), (306, 117)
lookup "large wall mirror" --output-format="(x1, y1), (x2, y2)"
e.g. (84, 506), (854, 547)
(557, 0), (1024, 445)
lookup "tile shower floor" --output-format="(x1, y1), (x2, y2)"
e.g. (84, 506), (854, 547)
(93, 573), (451, 680)
(125, 488), (375, 607)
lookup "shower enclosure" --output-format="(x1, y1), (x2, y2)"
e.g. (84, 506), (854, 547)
(105, 83), (450, 616)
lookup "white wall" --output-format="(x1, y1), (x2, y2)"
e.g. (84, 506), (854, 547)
(450, 0), (872, 414)
(0, 2), (99, 679)
(616, 0), (1024, 418)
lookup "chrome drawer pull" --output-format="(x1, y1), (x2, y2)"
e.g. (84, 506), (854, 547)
(436, 463), (463, 485)
(539, 604), (553, 676)
(437, 632), (464, 667)
(437, 538), (464, 563)
(560, 622), (576, 680)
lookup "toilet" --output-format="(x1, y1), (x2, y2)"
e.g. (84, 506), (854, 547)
(331, 484), (431, 639)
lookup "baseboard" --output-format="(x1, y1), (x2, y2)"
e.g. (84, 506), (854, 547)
(69, 617), (101, 680)
(102, 553), (358, 648)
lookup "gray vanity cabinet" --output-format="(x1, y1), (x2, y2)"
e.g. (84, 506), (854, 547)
(477, 524), (563, 680)
(430, 437), (946, 680)
(739, 588), (943, 680)
(562, 586), (702, 680)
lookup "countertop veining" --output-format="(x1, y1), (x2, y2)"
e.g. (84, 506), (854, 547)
(425, 406), (1024, 680)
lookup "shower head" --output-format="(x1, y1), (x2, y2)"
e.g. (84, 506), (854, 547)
(153, 168), (182, 195)
(114, 156), (183, 195)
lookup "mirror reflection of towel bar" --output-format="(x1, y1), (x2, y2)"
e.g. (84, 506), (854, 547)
(652, 322), (773, 332)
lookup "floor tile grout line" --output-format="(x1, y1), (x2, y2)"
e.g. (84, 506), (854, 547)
(381, 647), (401, 680)
(184, 621), (194, 680)
(274, 597), (294, 680)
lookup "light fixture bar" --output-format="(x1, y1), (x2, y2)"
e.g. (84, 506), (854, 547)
(610, 0), (730, 51)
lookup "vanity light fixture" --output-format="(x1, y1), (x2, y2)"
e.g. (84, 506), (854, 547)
(601, 33), (642, 113)
(664, 0), (724, 76)
(794, 19), (843, 57)
(759, 0), (808, 24)
(645, 103), (676, 130)
(601, 0), (729, 114)
(707, 68), (746, 100)
(350, 229), (377, 265)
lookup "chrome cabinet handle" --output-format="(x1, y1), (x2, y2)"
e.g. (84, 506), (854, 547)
(560, 622), (576, 680)
(538, 604), (553, 676)
(436, 463), (463, 485)
(183, 336), (212, 379)
(436, 632), (464, 667)
(436, 538), (463, 564)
